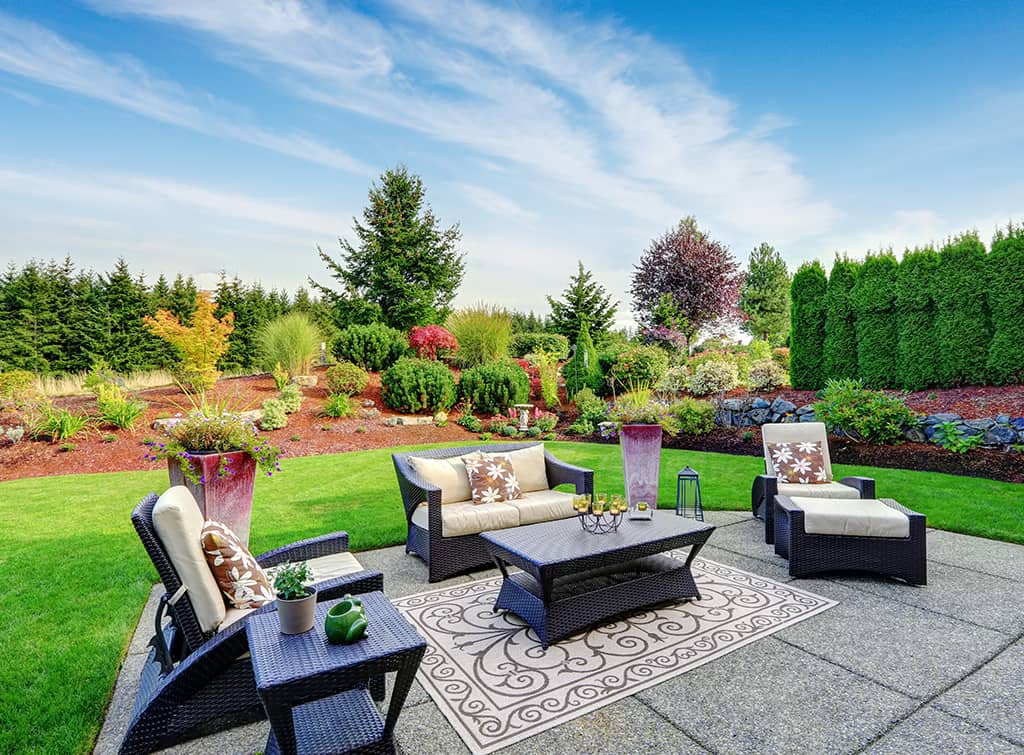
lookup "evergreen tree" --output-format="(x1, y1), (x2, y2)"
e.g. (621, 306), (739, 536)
(986, 223), (1024, 384)
(214, 275), (253, 369)
(311, 165), (465, 331)
(789, 260), (828, 390)
(562, 318), (604, 397)
(64, 271), (109, 373)
(168, 274), (198, 322)
(546, 261), (618, 339)
(823, 255), (859, 381)
(102, 258), (158, 372)
(851, 251), (899, 387)
(510, 310), (549, 333)
(292, 286), (337, 351)
(738, 243), (790, 344)
(0, 261), (61, 372)
(935, 232), (991, 386)
(896, 246), (940, 390)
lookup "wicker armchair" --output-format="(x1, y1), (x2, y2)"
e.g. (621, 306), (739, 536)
(393, 443), (594, 582)
(121, 491), (384, 754)
(752, 422), (875, 544)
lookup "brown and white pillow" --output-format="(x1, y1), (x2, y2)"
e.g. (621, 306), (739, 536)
(201, 521), (276, 609)
(766, 441), (829, 484)
(464, 453), (522, 504)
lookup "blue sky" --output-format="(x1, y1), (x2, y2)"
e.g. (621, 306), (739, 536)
(1, 1), (1022, 326)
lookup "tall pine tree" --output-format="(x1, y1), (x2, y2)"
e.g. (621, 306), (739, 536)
(738, 243), (790, 344)
(102, 258), (158, 372)
(546, 261), (618, 339)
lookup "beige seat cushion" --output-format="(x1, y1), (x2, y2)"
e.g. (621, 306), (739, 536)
(409, 456), (473, 504)
(512, 489), (577, 525)
(777, 481), (861, 500)
(220, 605), (257, 631)
(152, 486), (227, 634)
(265, 551), (364, 585)
(411, 500), (520, 537)
(789, 497), (910, 538)
(484, 444), (549, 493)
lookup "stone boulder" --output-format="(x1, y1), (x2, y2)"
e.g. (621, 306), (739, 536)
(751, 397), (771, 409)
(770, 398), (797, 415)
(984, 426), (1018, 446)
(289, 375), (317, 387)
(922, 413), (961, 425)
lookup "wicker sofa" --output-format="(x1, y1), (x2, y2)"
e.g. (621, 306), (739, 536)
(392, 443), (594, 582)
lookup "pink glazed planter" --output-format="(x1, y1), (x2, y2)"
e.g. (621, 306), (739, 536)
(168, 451), (257, 545)
(620, 424), (663, 509)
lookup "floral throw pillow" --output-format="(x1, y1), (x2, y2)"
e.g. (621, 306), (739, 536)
(464, 453), (522, 505)
(766, 441), (829, 484)
(201, 521), (276, 609)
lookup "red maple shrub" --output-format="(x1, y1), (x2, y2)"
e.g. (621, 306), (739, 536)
(409, 325), (459, 360)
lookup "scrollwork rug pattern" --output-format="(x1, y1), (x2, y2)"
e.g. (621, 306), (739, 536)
(393, 555), (836, 754)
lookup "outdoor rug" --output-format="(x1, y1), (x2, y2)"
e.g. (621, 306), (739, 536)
(393, 555), (836, 754)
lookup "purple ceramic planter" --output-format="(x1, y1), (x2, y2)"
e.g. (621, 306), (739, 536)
(620, 424), (663, 508)
(168, 451), (257, 544)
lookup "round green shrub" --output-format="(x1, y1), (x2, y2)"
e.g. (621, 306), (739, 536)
(813, 378), (918, 444)
(790, 260), (828, 389)
(655, 364), (690, 394)
(510, 332), (570, 359)
(687, 359), (739, 396)
(381, 358), (457, 414)
(279, 383), (303, 414)
(572, 386), (608, 423)
(332, 323), (408, 371)
(747, 359), (788, 391)
(607, 344), (670, 390)
(260, 398), (288, 430)
(458, 360), (530, 415)
(668, 398), (716, 435)
(325, 362), (369, 396)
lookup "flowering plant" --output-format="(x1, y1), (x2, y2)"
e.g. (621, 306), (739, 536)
(144, 393), (283, 483)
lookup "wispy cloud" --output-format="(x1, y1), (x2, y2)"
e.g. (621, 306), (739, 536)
(89, 0), (837, 240)
(453, 183), (537, 221)
(0, 10), (370, 174)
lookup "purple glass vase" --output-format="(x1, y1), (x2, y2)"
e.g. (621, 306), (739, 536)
(620, 424), (663, 509)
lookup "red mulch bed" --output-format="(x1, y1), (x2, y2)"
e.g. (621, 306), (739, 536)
(1, 371), (1022, 483)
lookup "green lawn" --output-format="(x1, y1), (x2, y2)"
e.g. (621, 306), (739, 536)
(1, 441), (1021, 753)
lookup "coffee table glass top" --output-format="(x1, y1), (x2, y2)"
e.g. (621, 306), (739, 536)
(480, 514), (713, 566)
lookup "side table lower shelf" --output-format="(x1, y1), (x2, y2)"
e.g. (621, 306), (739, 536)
(264, 689), (390, 755)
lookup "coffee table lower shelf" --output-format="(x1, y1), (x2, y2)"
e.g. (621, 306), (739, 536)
(493, 554), (701, 648)
(264, 688), (392, 755)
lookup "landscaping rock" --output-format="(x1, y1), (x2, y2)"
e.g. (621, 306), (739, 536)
(996, 414), (1010, 425)
(151, 417), (182, 433)
(923, 413), (961, 425)
(771, 398), (798, 415)
(394, 416), (433, 426)
(795, 404), (816, 415)
(749, 408), (770, 424)
(965, 418), (995, 432)
(236, 409), (263, 424)
(721, 398), (746, 412)
(905, 427), (928, 443)
(359, 408), (381, 420)
(984, 426), (1019, 446)
(0, 425), (24, 445)
(1011, 418), (1024, 431)
(362, 399), (376, 407)
(751, 397), (771, 409)
(959, 424), (983, 437)
(289, 375), (317, 387)
(798, 412), (817, 422)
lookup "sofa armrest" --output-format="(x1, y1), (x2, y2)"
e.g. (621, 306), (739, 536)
(256, 532), (349, 566)
(392, 454), (444, 520)
(544, 452), (594, 494)
(839, 476), (875, 499)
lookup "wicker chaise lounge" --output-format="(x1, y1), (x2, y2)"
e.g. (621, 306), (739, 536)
(752, 422), (875, 544)
(121, 488), (384, 754)
(393, 443), (594, 582)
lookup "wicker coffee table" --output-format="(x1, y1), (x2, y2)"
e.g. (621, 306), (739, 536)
(481, 515), (715, 648)
(247, 592), (426, 755)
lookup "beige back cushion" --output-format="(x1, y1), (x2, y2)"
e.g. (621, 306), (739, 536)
(409, 456), (473, 504)
(486, 444), (549, 493)
(762, 422), (832, 481)
(152, 486), (227, 633)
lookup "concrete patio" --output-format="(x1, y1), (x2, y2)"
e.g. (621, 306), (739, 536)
(95, 511), (1024, 754)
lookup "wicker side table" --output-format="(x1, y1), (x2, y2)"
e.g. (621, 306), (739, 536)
(247, 592), (427, 755)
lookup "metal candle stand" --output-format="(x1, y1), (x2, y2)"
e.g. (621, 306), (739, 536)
(577, 505), (624, 534)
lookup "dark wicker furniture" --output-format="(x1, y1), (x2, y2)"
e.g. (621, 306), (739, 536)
(481, 516), (715, 648)
(773, 495), (927, 584)
(121, 493), (385, 754)
(392, 443), (594, 582)
(753, 473), (874, 544)
(248, 592), (427, 755)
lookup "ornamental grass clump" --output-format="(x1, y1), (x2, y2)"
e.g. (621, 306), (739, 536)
(446, 304), (512, 368)
(257, 313), (321, 377)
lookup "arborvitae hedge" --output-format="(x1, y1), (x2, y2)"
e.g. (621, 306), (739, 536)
(789, 260), (828, 390)
(986, 224), (1024, 384)
(850, 251), (899, 387)
(935, 233), (991, 386)
(823, 256), (859, 381)
(896, 246), (939, 391)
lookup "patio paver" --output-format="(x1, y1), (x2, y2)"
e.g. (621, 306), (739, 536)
(96, 513), (1024, 754)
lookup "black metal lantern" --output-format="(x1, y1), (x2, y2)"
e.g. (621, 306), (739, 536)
(675, 466), (703, 520)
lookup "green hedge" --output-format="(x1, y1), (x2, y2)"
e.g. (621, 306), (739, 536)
(458, 360), (530, 415)
(935, 233), (990, 386)
(986, 225), (1024, 384)
(851, 251), (899, 387)
(789, 260), (828, 389)
(896, 246), (940, 391)
(823, 256), (859, 381)
(509, 332), (570, 359)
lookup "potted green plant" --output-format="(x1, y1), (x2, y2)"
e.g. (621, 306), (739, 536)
(273, 561), (316, 634)
(144, 393), (283, 546)
(607, 382), (679, 510)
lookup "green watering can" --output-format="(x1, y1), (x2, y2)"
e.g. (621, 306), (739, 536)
(324, 594), (368, 644)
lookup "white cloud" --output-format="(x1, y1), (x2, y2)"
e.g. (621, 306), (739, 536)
(89, 0), (836, 240)
(453, 183), (537, 221)
(0, 10), (370, 174)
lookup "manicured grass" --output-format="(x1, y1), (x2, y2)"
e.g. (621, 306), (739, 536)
(1, 442), (1021, 753)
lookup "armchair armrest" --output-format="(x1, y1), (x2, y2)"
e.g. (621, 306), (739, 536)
(544, 453), (594, 494)
(256, 532), (349, 567)
(311, 569), (385, 601)
(751, 474), (778, 518)
(772, 495), (803, 559)
(839, 476), (875, 499)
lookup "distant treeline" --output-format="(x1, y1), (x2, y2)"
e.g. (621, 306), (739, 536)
(0, 257), (335, 374)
